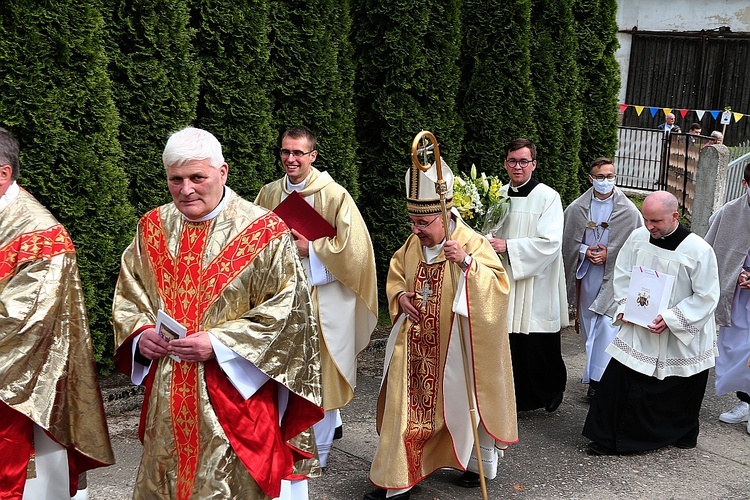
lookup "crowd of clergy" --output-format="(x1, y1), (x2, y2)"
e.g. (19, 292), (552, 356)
(1, 124), (748, 500)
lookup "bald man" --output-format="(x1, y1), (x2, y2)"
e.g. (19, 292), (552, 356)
(583, 191), (719, 455)
(657, 113), (681, 135)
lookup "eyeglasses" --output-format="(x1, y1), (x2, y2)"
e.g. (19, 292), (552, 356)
(591, 174), (617, 181)
(504, 159), (535, 168)
(406, 216), (440, 230)
(280, 149), (315, 159)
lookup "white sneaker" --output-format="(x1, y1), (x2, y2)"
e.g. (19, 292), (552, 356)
(719, 401), (750, 424)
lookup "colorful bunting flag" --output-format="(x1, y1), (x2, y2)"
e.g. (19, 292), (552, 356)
(616, 103), (748, 125)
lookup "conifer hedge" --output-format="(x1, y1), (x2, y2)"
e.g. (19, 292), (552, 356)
(105, 0), (198, 217)
(0, 0), (135, 371)
(459, 0), (536, 179)
(530, 0), (582, 204)
(268, 0), (359, 196)
(574, 0), (620, 189)
(192, 0), (276, 199)
(352, 0), (463, 290)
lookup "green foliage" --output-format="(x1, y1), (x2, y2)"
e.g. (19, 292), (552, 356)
(459, 0), (536, 178)
(573, 0), (620, 192)
(352, 0), (463, 295)
(0, 0), (136, 373)
(268, 0), (359, 196)
(104, 0), (199, 217)
(192, 0), (276, 199)
(530, 0), (582, 204)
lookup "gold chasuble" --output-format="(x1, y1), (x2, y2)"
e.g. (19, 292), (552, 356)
(113, 190), (323, 499)
(255, 167), (378, 410)
(371, 220), (517, 489)
(0, 188), (114, 496)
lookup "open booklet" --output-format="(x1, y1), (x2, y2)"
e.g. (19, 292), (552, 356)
(622, 266), (675, 329)
(155, 309), (186, 362)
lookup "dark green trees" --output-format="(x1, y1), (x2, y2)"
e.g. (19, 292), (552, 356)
(268, 0), (359, 195)
(459, 0), (536, 177)
(574, 0), (620, 187)
(192, 0), (276, 198)
(0, 1), (135, 368)
(530, 0), (582, 204)
(105, 0), (198, 216)
(352, 0), (464, 284)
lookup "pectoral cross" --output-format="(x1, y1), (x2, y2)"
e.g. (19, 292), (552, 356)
(417, 283), (433, 304)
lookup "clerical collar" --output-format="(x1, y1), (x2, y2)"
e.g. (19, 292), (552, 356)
(183, 186), (229, 222)
(649, 222), (690, 250)
(286, 177), (307, 191)
(0, 180), (19, 212)
(508, 178), (539, 197)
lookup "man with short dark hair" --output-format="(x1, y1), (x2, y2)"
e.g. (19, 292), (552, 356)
(255, 126), (378, 469)
(0, 127), (114, 498)
(584, 191), (719, 454)
(563, 158), (642, 399)
(487, 138), (568, 412)
(113, 127), (323, 499)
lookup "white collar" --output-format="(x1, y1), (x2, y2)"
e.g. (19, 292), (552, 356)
(0, 181), (20, 212)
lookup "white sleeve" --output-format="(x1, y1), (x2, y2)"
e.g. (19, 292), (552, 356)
(131, 332), (151, 386)
(209, 333), (270, 400)
(308, 243), (337, 286)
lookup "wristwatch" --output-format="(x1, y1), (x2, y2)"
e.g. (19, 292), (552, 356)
(460, 255), (472, 271)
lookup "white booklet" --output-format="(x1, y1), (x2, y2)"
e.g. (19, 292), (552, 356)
(622, 266), (675, 329)
(155, 309), (187, 362)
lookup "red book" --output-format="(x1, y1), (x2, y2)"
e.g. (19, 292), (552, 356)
(272, 191), (337, 240)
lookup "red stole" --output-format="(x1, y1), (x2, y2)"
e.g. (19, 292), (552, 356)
(405, 261), (446, 484)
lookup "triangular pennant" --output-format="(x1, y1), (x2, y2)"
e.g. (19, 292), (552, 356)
(710, 110), (720, 120)
(619, 104), (628, 114)
(663, 108), (672, 116)
(649, 107), (659, 117)
(733, 112), (743, 123)
(695, 110), (705, 120)
(679, 109), (689, 118)
(635, 105), (645, 116)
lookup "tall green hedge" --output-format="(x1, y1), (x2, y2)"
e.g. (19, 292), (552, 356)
(268, 0), (359, 196)
(192, 0), (276, 199)
(352, 0), (463, 291)
(530, 0), (582, 203)
(0, 0), (135, 372)
(105, 0), (198, 217)
(574, 0), (620, 189)
(459, 0), (536, 178)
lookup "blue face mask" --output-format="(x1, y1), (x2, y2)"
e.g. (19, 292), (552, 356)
(592, 178), (615, 195)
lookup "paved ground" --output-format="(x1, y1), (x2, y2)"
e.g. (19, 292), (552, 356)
(91, 327), (750, 499)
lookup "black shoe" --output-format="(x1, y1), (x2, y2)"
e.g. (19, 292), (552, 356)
(545, 391), (563, 412)
(455, 470), (481, 488)
(587, 441), (615, 456)
(673, 438), (697, 449)
(363, 488), (410, 500)
(334, 425), (343, 440)
(587, 381), (599, 400)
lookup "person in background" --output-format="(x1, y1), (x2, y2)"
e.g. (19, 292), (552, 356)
(0, 126), (114, 498)
(563, 158), (642, 399)
(365, 159), (517, 499)
(704, 163), (750, 435)
(657, 113), (681, 135)
(112, 127), (323, 499)
(687, 123), (702, 144)
(255, 125), (378, 469)
(487, 138), (568, 413)
(583, 191), (719, 455)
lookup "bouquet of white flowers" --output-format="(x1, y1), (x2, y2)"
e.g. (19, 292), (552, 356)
(453, 164), (510, 236)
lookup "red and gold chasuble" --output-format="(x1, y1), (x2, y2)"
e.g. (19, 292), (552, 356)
(140, 209), (279, 499)
(0, 225), (74, 282)
(404, 261), (446, 484)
